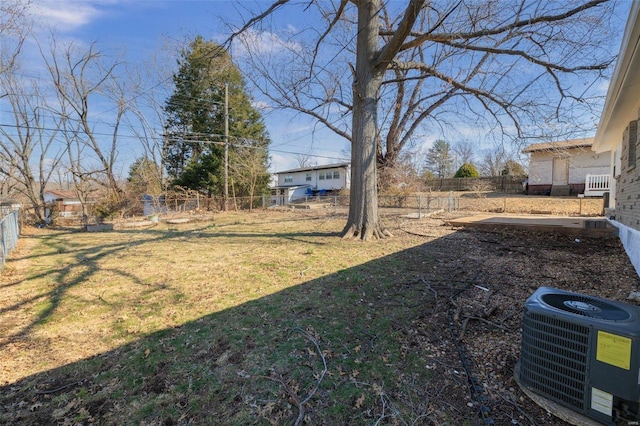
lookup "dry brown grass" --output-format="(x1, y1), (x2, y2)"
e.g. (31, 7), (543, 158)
(0, 199), (626, 425)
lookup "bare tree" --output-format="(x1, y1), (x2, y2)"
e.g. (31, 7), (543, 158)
(124, 55), (174, 190)
(452, 140), (476, 171)
(229, 140), (270, 211)
(232, 0), (617, 239)
(0, 0), (30, 82)
(479, 144), (510, 177)
(0, 70), (65, 222)
(126, 36), (195, 193)
(295, 154), (313, 168)
(41, 39), (126, 217)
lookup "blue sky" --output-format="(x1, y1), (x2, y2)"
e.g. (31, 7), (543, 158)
(21, 0), (351, 175)
(5, 0), (633, 179)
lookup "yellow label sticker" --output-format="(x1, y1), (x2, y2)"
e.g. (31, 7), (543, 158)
(596, 331), (631, 370)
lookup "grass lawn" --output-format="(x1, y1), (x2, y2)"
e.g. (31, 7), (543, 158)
(2, 206), (635, 425)
(1, 210), (449, 425)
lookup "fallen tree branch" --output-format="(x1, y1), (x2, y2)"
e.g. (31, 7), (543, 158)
(288, 327), (328, 426)
(420, 275), (439, 310)
(35, 379), (86, 395)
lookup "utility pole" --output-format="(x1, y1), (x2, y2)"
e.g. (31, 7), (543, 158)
(224, 83), (229, 211)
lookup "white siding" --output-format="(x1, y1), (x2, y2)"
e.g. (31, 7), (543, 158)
(567, 150), (610, 184)
(528, 152), (554, 185)
(277, 166), (349, 191)
(528, 149), (610, 185)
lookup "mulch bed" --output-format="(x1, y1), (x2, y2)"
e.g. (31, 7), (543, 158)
(393, 218), (640, 425)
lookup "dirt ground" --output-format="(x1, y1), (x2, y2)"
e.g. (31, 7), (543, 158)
(393, 214), (639, 425)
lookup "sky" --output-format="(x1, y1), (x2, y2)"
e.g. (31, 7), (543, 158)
(2, 0), (634, 180)
(19, 0), (352, 175)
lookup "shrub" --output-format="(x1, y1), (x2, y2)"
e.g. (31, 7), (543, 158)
(454, 163), (480, 178)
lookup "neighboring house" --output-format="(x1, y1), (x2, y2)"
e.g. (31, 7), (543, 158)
(271, 162), (350, 205)
(592, 1), (640, 274)
(523, 138), (611, 196)
(44, 189), (84, 221)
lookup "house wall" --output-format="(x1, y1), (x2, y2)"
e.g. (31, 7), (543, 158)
(527, 148), (610, 195)
(615, 113), (640, 229)
(611, 220), (640, 276)
(277, 166), (349, 191)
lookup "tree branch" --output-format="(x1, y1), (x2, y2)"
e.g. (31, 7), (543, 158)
(225, 0), (291, 46)
(396, 0), (609, 51)
(375, 0), (426, 70)
(436, 40), (614, 73)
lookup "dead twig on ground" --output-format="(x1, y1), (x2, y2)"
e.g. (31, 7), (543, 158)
(289, 327), (327, 426)
(420, 275), (439, 310)
(256, 328), (327, 425)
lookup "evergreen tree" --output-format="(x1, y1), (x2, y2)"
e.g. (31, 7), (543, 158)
(164, 36), (270, 197)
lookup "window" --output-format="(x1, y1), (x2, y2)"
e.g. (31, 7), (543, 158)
(319, 172), (325, 180)
(333, 171), (340, 179)
(628, 120), (638, 168)
(305, 173), (312, 181)
(284, 175), (293, 183)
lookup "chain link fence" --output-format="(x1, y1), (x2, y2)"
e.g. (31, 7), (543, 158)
(0, 210), (20, 272)
(126, 191), (604, 220)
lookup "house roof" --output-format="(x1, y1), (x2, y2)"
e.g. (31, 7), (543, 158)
(593, 2), (640, 153)
(276, 162), (350, 175)
(45, 189), (78, 199)
(522, 137), (594, 153)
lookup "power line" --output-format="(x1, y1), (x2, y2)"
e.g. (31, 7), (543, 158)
(0, 121), (349, 163)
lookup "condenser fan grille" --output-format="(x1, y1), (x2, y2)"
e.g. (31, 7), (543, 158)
(541, 293), (631, 321)
(520, 311), (590, 410)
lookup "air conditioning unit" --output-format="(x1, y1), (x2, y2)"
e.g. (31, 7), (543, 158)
(519, 287), (640, 425)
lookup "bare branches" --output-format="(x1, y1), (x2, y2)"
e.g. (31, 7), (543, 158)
(435, 39), (614, 73)
(398, 0), (610, 51)
(309, 0), (349, 75)
(225, 0), (291, 46)
(390, 60), (518, 123)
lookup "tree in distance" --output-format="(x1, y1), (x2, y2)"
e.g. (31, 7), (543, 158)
(164, 36), (270, 201)
(232, 0), (619, 240)
(454, 163), (480, 178)
(501, 160), (527, 177)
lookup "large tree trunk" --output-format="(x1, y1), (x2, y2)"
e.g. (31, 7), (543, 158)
(341, 0), (391, 241)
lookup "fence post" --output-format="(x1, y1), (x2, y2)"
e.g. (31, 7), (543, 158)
(0, 219), (5, 269)
(418, 195), (422, 218)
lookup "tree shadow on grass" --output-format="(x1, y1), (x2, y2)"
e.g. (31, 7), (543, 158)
(0, 221), (343, 348)
(0, 226), (636, 425)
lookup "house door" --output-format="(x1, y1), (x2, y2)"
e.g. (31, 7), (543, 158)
(552, 157), (569, 185)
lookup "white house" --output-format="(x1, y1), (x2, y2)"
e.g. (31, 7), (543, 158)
(523, 138), (611, 196)
(592, 1), (640, 274)
(271, 162), (350, 205)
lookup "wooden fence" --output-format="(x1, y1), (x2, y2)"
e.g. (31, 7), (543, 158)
(424, 176), (526, 193)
